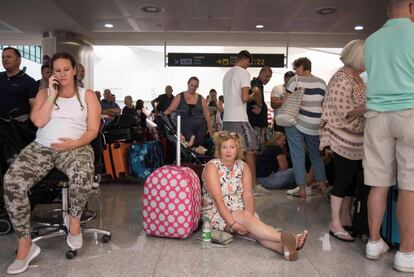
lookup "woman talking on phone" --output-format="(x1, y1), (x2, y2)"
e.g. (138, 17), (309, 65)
(3, 52), (101, 275)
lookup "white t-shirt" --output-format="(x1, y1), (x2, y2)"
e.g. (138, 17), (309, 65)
(222, 66), (251, 122)
(36, 88), (88, 147)
(271, 84), (285, 117)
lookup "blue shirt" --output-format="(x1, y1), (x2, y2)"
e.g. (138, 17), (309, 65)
(100, 100), (120, 110)
(364, 18), (414, 112)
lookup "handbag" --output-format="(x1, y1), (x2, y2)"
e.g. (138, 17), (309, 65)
(275, 77), (304, 127)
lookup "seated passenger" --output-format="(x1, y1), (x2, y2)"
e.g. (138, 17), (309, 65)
(122, 95), (135, 116)
(164, 76), (213, 146)
(256, 132), (296, 189)
(135, 99), (147, 129)
(202, 131), (308, 261)
(3, 52), (101, 275)
(100, 89), (121, 118)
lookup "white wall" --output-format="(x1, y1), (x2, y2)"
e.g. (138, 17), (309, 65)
(93, 45), (344, 103)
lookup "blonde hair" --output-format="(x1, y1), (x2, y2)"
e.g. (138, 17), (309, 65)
(213, 131), (245, 160)
(268, 131), (284, 146)
(340, 39), (365, 71)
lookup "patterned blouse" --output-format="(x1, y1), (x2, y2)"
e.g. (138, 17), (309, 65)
(201, 159), (245, 231)
(320, 69), (366, 160)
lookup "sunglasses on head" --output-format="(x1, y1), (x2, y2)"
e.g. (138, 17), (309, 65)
(218, 131), (238, 137)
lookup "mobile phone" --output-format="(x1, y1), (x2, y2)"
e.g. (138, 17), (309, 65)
(53, 76), (59, 90)
(53, 83), (59, 90)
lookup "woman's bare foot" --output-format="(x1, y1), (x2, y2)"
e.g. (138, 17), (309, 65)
(292, 185), (307, 199)
(316, 181), (327, 194)
(16, 239), (32, 260)
(328, 223), (354, 242)
(296, 230), (309, 250)
(69, 216), (81, 235)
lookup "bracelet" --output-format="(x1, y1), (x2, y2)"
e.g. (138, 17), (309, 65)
(47, 95), (55, 104)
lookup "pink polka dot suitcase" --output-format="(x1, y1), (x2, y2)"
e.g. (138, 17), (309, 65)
(141, 165), (202, 238)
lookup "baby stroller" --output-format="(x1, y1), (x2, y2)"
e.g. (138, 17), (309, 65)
(0, 117), (38, 235)
(157, 113), (213, 164)
(0, 169), (12, 235)
(157, 113), (214, 180)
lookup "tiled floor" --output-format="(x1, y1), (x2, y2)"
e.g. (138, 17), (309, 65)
(0, 182), (405, 276)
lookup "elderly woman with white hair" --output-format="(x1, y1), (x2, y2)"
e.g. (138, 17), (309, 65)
(320, 39), (366, 242)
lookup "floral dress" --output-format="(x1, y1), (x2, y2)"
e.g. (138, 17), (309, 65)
(201, 158), (245, 231)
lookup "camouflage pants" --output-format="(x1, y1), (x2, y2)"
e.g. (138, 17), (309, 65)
(3, 142), (94, 239)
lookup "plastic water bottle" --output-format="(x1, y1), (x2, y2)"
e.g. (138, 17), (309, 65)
(201, 218), (211, 249)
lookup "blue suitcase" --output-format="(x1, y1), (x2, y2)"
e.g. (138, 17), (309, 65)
(381, 185), (400, 246)
(129, 141), (164, 179)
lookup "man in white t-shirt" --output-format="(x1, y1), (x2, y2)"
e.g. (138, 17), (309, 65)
(270, 71), (295, 132)
(223, 50), (270, 195)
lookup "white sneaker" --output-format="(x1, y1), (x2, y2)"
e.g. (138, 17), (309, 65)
(67, 232), (83, 250)
(393, 251), (414, 272)
(366, 238), (389, 260)
(7, 243), (41, 275)
(286, 186), (312, 196)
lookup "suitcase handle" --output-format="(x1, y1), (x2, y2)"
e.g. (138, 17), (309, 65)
(176, 115), (181, 166)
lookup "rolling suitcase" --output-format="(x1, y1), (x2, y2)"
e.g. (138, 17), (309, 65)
(103, 142), (131, 179)
(105, 128), (133, 143)
(141, 115), (201, 238)
(381, 185), (400, 246)
(129, 141), (164, 179)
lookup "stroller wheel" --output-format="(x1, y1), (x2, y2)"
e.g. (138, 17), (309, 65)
(0, 218), (13, 235)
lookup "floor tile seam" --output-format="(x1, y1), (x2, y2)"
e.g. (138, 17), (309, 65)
(301, 251), (324, 276)
(151, 239), (166, 277)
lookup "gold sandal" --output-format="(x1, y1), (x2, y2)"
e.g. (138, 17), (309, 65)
(281, 231), (298, 261)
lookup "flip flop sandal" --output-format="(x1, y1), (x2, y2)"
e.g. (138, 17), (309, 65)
(343, 225), (353, 232)
(296, 231), (309, 251)
(329, 230), (355, 242)
(281, 231), (298, 261)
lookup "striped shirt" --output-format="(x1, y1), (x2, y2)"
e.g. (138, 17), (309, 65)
(286, 76), (326, 135)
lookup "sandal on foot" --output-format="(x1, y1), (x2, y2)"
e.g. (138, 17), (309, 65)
(343, 225), (352, 232)
(296, 230), (309, 250)
(281, 231), (298, 261)
(329, 230), (354, 242)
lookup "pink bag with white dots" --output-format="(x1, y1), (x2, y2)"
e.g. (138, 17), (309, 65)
(141, 165), (202, 238)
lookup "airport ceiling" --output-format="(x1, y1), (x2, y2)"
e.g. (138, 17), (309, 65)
(0, 0), (388, 47)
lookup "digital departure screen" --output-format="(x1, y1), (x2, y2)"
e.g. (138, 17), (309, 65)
(167, 53), (285, 68)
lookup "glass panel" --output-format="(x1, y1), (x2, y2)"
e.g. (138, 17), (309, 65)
(23, 46), (30, 56)
(36, 46), (41, 59)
